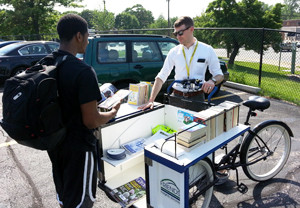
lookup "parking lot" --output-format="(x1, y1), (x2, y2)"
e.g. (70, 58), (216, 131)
(0, 85), (299, 208)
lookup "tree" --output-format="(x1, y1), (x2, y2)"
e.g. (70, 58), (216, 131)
(124, 4), (154, 29)
(115, 12), (139, 29)
(282, 0), (300, 20)
(79, 9), (115, 31)
(0, 0), (82, 39)
(92, 10), (115, 31)
(197, 0), (283, 64)
(80, 9), (96, 29)
(148, 15), (168, 35)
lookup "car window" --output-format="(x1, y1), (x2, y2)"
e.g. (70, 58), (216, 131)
(97, 42), (126, 63)
(157, 42), (177, 58)
(18, 44), (48, 55)
(47, 43), (59, 53)
(132, 42), (162, 62)
(0, 44), (20, 56)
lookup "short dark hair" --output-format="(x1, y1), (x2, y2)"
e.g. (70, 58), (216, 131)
(174, 16), (194, 28)
(57, 13), (88, 42)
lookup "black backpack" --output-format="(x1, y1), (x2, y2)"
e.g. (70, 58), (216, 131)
(0, 55), (69, 150)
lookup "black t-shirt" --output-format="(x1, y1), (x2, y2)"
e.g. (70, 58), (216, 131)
(51, 50), (101, 151)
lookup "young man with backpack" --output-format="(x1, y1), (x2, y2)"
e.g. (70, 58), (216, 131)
(43, 14), (121, 207)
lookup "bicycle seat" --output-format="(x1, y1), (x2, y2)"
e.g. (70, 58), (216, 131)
(242, 96), (270, 111)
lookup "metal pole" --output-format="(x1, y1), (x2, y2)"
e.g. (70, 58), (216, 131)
(278, 48), (282, 71)
(258, 28), (265, 87)
(167, 0), (170, 36)
(291, 42), (296, 74)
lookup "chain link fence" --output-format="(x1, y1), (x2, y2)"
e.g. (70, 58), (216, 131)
(199, 28), (300, 106)
(1, 28), (299, 105)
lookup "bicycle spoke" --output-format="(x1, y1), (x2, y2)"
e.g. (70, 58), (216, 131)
(241, 122), (291, 182)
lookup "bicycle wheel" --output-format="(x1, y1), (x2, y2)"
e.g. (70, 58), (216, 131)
(189, 158), (214, 208)
(241, 120), (292, 182)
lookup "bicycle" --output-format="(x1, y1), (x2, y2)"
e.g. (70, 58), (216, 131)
(187, 95), (293, 208)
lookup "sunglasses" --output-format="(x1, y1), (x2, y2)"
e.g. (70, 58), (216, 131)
(173, 26), (191, 36)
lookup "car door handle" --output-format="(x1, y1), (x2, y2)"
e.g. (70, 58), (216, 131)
(134, 64), (144, 69)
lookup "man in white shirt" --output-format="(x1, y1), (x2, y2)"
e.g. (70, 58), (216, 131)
(140, 16), (224, 111)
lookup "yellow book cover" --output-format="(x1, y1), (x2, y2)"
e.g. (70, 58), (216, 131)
(128, 84), (140, 105)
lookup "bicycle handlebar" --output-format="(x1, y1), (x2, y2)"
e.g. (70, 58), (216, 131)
(167, 79), (219, 104)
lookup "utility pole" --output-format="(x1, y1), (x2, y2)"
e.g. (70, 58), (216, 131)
(167, 0), (170, 36)
(103, 0), (106, 11)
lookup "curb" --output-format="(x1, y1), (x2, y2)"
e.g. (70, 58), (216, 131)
(223, 81), (261, 94)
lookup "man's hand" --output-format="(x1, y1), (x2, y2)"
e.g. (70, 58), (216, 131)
(202, 80), (215, 94)
(138, 101), (154, 110)
(111, 100), (121, 114)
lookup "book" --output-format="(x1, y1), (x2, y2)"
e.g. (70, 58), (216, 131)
(178, 122), (207, 142)
(177, 110), (194, 125)
(218, 101), (240, 131)
(98, 89), (131, 111)
(209, 105), (225, 136)
(121, 130), (171, 155)
(121, 138), (146, 155)
(99, 83), (118, 103)
(176, 135), (207, 148)
(140, 81), (153, 103)
(109, 177), (146, 208)
(127, 83), (147, 105)
(193, 109), (221, 141)
(177, 132), (207, 143)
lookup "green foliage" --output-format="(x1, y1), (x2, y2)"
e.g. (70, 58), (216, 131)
(195, 0), (283, 65)
(93, 10), (115, 31)
(124, 4), (154, 29)
(148, 15), (168, 35)
(79, 9), (115, 31)
(0, 0), (82, 39)
(115, 12), (139, 29)
(282, 0), (300, 20)
(80, 9), (96, 28)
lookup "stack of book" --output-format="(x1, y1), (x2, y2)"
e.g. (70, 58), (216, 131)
(218, 101), (240, 131)
(176, 122), (207, 148)
(127, 82), (152, 105)
(193, 107), (226, 140)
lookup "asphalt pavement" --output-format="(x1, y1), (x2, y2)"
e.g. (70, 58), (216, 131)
(0, 85), (299, 208)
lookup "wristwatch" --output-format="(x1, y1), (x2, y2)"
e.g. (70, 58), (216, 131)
(211, 77), (217, 85)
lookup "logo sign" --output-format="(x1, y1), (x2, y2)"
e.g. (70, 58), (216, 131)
(160, 179), (180, 203)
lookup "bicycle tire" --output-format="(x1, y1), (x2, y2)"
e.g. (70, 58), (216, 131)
(240, 120), (292, 182)
(189, 158), (214, 208)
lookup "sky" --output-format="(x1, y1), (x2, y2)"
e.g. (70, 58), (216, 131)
(65, 0), (285, 19)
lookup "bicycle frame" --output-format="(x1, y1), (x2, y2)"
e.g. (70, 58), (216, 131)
(211, 104), (275, 192)
(212, 129), (273, 172)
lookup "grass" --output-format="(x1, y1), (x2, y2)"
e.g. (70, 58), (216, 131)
(227, 61), (300, 106)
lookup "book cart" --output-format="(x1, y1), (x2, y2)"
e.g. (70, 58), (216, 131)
(95, 102), (250, 208)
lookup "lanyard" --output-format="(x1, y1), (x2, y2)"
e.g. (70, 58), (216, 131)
(182, 41), (198, 79)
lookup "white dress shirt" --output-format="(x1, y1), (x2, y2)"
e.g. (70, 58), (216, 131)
(156, 39), (223, 89)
